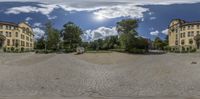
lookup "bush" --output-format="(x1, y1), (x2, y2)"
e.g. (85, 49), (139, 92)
(35, 50), (54, 54)
(21, 47), (24, 52)
(15, 48), (19, 53)
(64, 48), (74, 53)
(190, 48), (197, 52)
(3, 47), (6, 52)
(128, 48), (146, 54)
(11, 47), (15, 52)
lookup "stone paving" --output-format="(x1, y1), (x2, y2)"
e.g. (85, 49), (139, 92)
(0, 52), (200, 99)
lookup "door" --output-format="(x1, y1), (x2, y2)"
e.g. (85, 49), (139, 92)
(0, 39), (4, 52)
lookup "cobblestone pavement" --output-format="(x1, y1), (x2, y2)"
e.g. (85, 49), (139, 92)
(0, 52), (200, 99)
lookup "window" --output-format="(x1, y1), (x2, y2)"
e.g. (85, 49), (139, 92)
(191, 25), (194, 29)
(9, 32), (11, 37)
(197, 31), (200, 35)
(188, 26), (190, 30)
(189, 39), (193, 45)
(6, 32), (8, 37)
(7, 39), (10, 46)
(12, 39), (15, 46)
(26, 36), (29, 41)
(183, 26), (185, 31)
(26, 42), (29, 47)
(183, 32), (185, 37)
(191, 31), (194, 36)
(175, 29), (178, 33)
(16, 32), (18, 37)
(188, 32), (190, 37)
(0, 31), (3, 35)
(0, 25), (3, 29)
(6, 26), (9, 30)
(9, 26), (11, 30)
(23, 29), (26, 33)
(21, 41), (25, 46)
(181, 40), (185, 45)
(197, 25), (200, 29)
(21, 34), (25, 39)
(175, 41), (178, 45)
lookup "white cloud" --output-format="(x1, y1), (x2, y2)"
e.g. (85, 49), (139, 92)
(150, 30), (159, 36)
(25, 17), (32, 21)
(150, 17), (156, 20)
(4, 0), (200, 20)
(93, 4), (149, 19)
(33, 28), (45, 39)
(47, 15), (57, 20)
(33, 22), (42, 27)
(162, 29), (169, 35)
(82, 27), (118, 41)
(5, 4), (59, 19)
(1, 0), (200, 5)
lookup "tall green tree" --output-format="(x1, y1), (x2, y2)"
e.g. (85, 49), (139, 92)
(117, 19), (138, 51)
(35, 36), (45, 49)
(153, 37), (165, 50)
(45, 21), (60, 50)
(61, 22), (83, 52)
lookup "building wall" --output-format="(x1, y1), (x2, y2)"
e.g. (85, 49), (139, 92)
(168, 19), (200, 51)
(0, 22), (34, 52)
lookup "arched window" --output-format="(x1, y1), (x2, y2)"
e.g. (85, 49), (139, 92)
(189, 39), (193, 45)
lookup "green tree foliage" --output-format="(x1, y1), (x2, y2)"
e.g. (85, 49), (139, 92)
(85, 36), (120, 51)
(61, 22), (83, 52)
(116, 19), (148, 52)
(45, 21), (60, 50)
(35, 36), (45, 49)
(153, 37), (166, 50)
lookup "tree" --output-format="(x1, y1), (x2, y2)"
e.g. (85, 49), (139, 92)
(45, 21), (60, 50)
(61, 22), (83, 52)
(194, 34), (200, 49)
(153, 37), (165, 50)
(117, 19), (138, 51)
(35, 36), (45, 49)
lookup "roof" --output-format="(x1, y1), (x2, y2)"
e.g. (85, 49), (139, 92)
(169, 19), (200, 28)
(18, 21), (32, 29)
(0, 21), (18, 27)
(182, 21), (200, 26)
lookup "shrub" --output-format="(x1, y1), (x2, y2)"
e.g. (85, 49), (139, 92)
(128, 48), (145, 54)
(15, 48), (19, 53)
(64, 48), (73, 53)
(11, 47), (15, 52)
(21, 47), (24, 52)
(3, 47), (6, 52)
(190, 48), (197, 52)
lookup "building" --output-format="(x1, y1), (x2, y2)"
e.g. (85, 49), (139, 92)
(0, 21), (34, 52)
(168, 19), (200, 51)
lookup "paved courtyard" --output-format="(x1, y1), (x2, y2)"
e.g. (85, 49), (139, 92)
(0, 52), (200, 99)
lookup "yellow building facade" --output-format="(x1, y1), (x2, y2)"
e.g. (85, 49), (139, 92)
(168, 19), (200, 51)
(0, 21), (34, 52)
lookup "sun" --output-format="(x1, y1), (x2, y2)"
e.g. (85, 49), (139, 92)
(95, 15), (106, 21)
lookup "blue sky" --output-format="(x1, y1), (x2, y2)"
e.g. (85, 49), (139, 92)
(0, 0), (200, 41)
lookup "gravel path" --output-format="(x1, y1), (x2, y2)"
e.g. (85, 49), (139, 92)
(0, 52), (200, 98)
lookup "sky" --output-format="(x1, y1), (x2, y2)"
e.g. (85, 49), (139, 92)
(0, 0), (200, 41)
